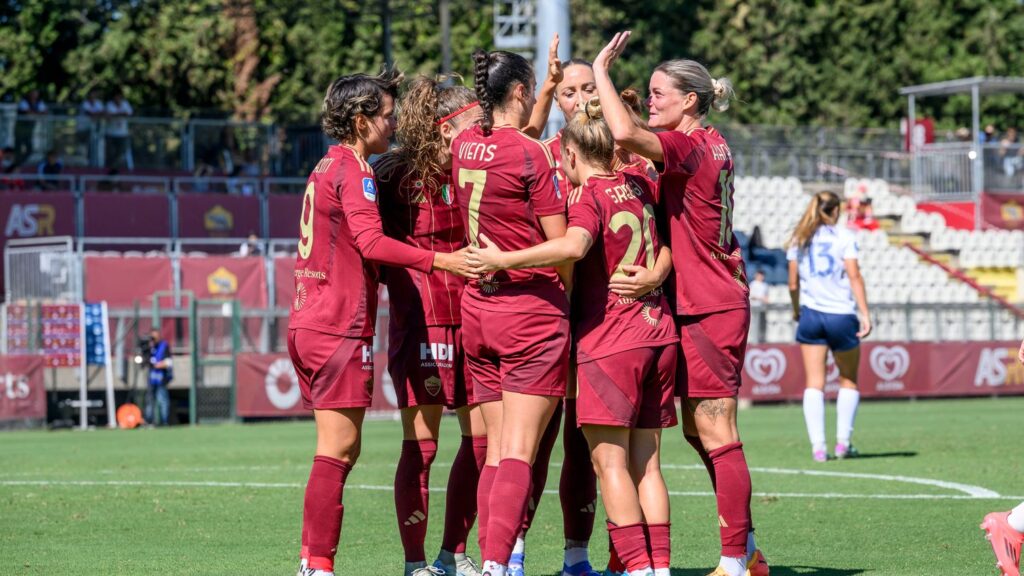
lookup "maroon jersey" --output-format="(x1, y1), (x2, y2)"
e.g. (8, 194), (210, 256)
(657, 127), (748, 315)
(374, 153), (465, 327)
(452, 124), (567, 315)
(544, 131), (568, 190)
(567, 169), (677, 362)
(289, 145), (435, 337)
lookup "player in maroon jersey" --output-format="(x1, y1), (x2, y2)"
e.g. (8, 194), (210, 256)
(373, 76), (487, 576)
(464, 98), (678, 576)
(289, 68), (474, 576)
(593, 33), (770, 576)
(452, 48), (569, 576)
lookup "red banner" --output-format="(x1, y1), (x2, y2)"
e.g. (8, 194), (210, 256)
(0, 356), (46, 421)
(917, 201), (975, 231)
(268, 194), (302, 239)
(179, 256), (267, 308)
(741, 341), (1024, 401)
(981, 192), (1024, 230)
(177, 195), (262, 238)
(85, 256), (173, 308)
(82, 193), (172, 238)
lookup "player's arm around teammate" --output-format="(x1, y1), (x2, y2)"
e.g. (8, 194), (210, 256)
(451, 48), (569, 576)
(787, 192), (872, 462)
(288, 69), (475, 576)
(467, 99), (678, 576)
(373, 76), (489, 576)
(593, 32), (770, 576)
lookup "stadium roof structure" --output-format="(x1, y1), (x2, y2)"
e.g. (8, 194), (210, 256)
(899, 76), (1024, 97)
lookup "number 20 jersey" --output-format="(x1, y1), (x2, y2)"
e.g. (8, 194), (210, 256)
(656, 128), (748, 316)
(452, 124), (567, 316)
(568, 169), (678, 362)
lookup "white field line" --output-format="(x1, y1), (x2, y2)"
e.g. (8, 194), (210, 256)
(1, 479), (1020, 501)
(659, 463), (1002, 498)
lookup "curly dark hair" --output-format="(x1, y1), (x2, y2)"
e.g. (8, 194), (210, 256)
(471, 49), (533, 135)
(321, 66), (404, 142)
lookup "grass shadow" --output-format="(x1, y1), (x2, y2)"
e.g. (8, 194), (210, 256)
(846, 451), (918, 460)
(669, 568), (870, 575)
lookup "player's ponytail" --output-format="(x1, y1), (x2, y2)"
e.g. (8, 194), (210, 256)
(655, 59), (734, 118)
(562, 97), (614, 171)
(472, 49), (534, 136)
(790, 191), (843, 250)
(472, 50), (493, 135)
(395, 75), (477, 186)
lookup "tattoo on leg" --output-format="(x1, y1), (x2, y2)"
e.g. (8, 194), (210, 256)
(695, 398), (727, 425)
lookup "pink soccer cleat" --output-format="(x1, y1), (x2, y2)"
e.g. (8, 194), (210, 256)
(746, 549), (770, 576)
(982, 511), (1023, 576)
(812, 449), (827, 463)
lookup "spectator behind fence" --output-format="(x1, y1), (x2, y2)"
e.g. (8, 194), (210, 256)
(749, 269), (770, 342)
(16, 90), (49, 162)
(36, 149), (63, 190)
(78, 89), (105, 157)
(145, 328), (173, 426)
(105, 89), (134, 170)
(1000, 127), (1023, 177)
(17, 90), (48, 115)
(980, 123), (998, 144)
(238, 233), (262, 256)
(848, 197), (879, 231)
(0, 147), (24, 190)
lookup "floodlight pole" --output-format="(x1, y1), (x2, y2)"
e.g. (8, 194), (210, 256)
(381, 0), (394, 68)
(441, 0), (452, 74)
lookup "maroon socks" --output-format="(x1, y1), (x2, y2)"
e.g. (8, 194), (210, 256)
(394, 439), (438, 562)
(302, 455), (353, 572)
(522, 401), (562, 534)
(560, 399), (597, 543)
(477, 464), (498, 555)
(647, 522), (671, 571)
(708, 441), (752, 557)
(484, 458), (533, 564)
(441, 435), (487, 553)
(607, 522), (651, 572)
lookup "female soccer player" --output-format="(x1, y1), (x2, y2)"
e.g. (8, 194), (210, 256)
(288, 68), (473, 576)
(465, 98), (679, 576)
(787, 191), (872, 462)
(592, 32), (769, 576)
(373, 77), (487, 576)
(452, 48), (569, 576)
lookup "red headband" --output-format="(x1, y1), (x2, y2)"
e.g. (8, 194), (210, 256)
(436, 101), (480, 125)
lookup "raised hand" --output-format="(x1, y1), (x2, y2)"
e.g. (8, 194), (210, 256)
(546, 33), (564, 85)
(594, 31), (631, 72)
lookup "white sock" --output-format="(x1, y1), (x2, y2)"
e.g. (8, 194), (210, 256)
(628, 568), (654, 576)
(836, 388), (860, 445)
(654, 568), (671, 576)
(563, 543), (589, 566)
(718, 555), (746, 576)
(802, 388), (826, 451)
(482, 560), (507, 576)
(311, 571), (333, 576)
(746, 530), (757, 559)
(1008, 501), (1024, 533)
(512, 537), (526, 556)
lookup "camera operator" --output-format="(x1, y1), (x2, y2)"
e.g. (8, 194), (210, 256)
(144, 328), (173, 426)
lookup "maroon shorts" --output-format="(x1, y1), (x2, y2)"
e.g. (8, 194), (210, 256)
(387, 324), (471, 409)
(461, 302), (569, 403)
(287, 328), (374, 410)
(576, 345), (678, 429)
(675, 307), (750, 399)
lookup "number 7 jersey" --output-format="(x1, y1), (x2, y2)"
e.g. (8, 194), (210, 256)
(568, 169), (678, 362)
(656, 127), (749, 316)
(452, 124), (567, 316)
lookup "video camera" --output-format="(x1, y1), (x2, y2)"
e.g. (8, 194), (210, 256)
(134, 337), (154, 367)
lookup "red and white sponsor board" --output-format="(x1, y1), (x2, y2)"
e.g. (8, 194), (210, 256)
(741, 341), (1024, 401)
(0, 356), (46, 421)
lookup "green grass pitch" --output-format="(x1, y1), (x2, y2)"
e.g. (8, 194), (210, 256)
(1, 397), (1021, 575)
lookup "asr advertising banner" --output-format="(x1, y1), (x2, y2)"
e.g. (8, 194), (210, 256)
(82, 193), (172, 238)
(981, 192), (1024, 230)
(177, 195), (262, 238)
(84, 256), (173, 308)
(741, 341), (1024, 401)
(179, 256), (267, 308)
(0, 192), (77, 296)
(0, 356), (46, 421)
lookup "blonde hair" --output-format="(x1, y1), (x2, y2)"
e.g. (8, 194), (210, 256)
(561, 97), (614, 171)
(395, 75), (477, 184)
(654, 59), (733, 116)
(790, 191), (843, 250)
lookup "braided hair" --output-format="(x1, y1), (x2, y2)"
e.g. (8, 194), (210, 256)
(471, 49), (534, 135)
